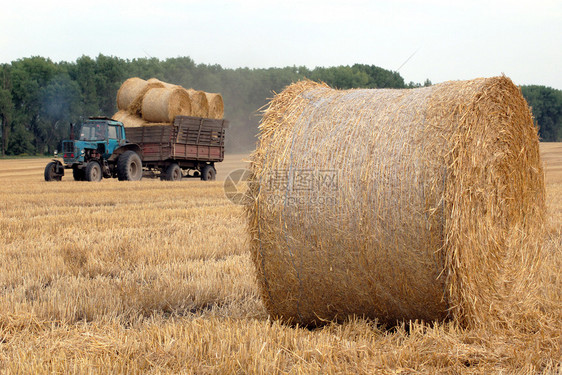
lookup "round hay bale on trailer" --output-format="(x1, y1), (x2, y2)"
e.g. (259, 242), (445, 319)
(186, 89), (210, 118)
(116, 78), (165, 114)
(141, 87), (192, 123)
(246, 77), (546, 328)
(205, 93), (224, 119)
(116, 77), (146, 111)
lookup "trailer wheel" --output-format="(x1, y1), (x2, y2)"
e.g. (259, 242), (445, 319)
(85, 161), (102, 182)
(165, 163), (182, 181)
(44, 162), (62, 182)
(73, 166), (85, 181)
(117, 150), (143, 181)
(201, 164), (216, 181)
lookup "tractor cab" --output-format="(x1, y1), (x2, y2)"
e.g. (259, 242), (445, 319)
(61, 118), (126, 164)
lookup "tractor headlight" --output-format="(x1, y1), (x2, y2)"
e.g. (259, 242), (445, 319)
(54, 150), (58, 157)
(80, 149), (85, 156)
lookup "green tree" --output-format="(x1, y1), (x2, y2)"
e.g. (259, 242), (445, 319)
(10, 57), (57, 154)
(161, 57), (196, 88)
(7, 121), (35, 155)
(0, 64), (13, 156)
(93, 55), (125, 115)
(126, 57), (165, 80)
(351, 64), (406, 88)
(68, 55), (101, 116)
(521, 85), (562, 141)
(0, 87), (13, 156)
(310, 66), (369, 89)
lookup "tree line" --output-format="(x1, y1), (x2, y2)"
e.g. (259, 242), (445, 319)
(0, 55), (560, 156)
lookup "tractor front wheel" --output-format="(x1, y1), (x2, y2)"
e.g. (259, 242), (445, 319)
(44, 162), (62, 182)
(85, 161), (102, 182)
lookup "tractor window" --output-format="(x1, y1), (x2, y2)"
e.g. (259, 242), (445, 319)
(108, 125), (120, 140)
(79, 123), (107, 141)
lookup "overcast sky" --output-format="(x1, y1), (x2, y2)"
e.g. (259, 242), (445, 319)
(2, 0), (561, 89)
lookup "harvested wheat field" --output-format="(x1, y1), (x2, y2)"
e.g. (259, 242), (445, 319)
(0, 145), (560, 374)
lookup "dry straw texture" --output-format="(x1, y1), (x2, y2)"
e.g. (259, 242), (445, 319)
(247, 77), (546, 329)
(141, 87), (192, 123)
(205, 93), (225, 119)
(147, 78), (178, 89)
(116, 77), (225, 122)
(186, 89), (210, 118)
(116, 77), (146, 110)
(112, 110), (148, 127)
(116, 78), (165, 115)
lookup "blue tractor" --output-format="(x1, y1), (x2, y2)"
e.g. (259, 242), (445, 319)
(44, 117), (143, 182)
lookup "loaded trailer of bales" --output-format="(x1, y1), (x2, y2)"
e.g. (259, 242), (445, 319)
(44, 115), (228, 182)
(125, 116), (228, 181)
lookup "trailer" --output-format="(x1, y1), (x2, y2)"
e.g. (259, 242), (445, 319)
(126, 116), (228, 181)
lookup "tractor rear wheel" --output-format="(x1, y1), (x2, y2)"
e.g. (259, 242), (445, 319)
(117, 151), (143, 181)
(85, 161), (102, 182)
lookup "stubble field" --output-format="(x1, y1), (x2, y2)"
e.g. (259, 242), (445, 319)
(0, 146), (560, 374)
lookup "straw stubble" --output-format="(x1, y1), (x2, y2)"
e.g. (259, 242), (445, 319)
(112, 110), (148, 127)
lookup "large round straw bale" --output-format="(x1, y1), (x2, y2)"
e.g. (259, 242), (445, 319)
(112, 110), (148, 127)
(185, 89), (209, 118)
(141, 87), (192, 123)
(129, 82), (166, 116)
(205, 93), (224, 119)
(246, 77), (545, 328)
